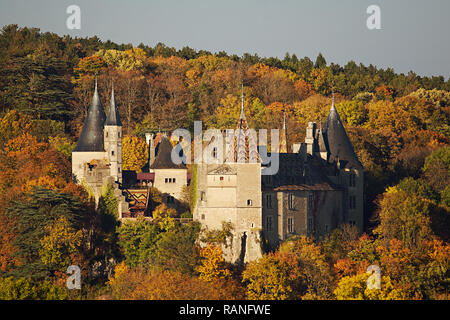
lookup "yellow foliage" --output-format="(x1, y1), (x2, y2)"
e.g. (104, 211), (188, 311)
(334, 273), (408, 300)
(39, 217), (83, 270)
(95, 48), (148, 72)
(122, 135), (149, 172)
(196, 244), (231, 282)
(152, 203), (177, 231)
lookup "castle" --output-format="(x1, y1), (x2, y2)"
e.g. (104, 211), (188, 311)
(72, 82), (364, 264)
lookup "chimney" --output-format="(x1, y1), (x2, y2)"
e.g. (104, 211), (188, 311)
(145, 133), (156, 167)
(305, 122), (317, 155)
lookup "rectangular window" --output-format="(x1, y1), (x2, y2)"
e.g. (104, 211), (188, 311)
(247, 199), (252, 206)
(111, 150), (115, 156)
(173, 178), (176, 183)
(287, 217), (294, 233)
(266, 216), (273, 232)
(220, 176), (224, 181)
(200, 191), (206, 201)
(288, 194), (295, 210)
(266, 194), (272, 209)
(165, 178), (168, 183)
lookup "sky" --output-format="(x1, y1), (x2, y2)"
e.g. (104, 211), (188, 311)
(0, 0), (449, 78)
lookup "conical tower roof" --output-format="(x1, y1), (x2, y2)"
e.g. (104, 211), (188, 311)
(322, 96), (362, 169)
(73, 78), (106, 152)
(150, 135), (186, 169)
(105, 82), (122, 126)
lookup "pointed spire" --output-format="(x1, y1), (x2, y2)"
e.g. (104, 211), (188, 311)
(73, 77), (106, 152)
(322, 90), (362, 169)
(150, 135), (185, 169)
(105, 80), (122, 126)
(330, 90), (335, 111)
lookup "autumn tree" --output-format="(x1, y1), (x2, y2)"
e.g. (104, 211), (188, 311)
(242, 253), (295, 300)
(108, 264), (244, 300)
(39, 216), (83, 272)
(196, 244), (231, 282)
(122, 135), (149, 172)
(334, 273), (407, 300)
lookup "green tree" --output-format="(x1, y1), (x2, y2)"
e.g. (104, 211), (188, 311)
(6, 188), (89, 280)
(117, 218), (162, 268)
(155, 222), (201, 275)
(314, 53), (327, 69)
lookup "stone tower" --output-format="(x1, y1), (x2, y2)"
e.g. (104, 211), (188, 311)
(104, 82), (123, 183)
(72, 78), (106, 184)
(195, 87), (263, 264)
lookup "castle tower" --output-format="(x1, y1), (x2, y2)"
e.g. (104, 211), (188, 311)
(72, 77), (106, 183)
(104, 82), (123, 183)
(322, 94), (364, 231)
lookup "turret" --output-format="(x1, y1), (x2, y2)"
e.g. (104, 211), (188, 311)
(322, 94), (362, 169)
(104, 82), (123, 183)
(72, 78), (107, 183)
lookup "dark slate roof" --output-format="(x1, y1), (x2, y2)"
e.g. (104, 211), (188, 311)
(105, 83), (122, 126)
(73, 81), (106, 152)
(322, 104), (362, 169)
(263, 153), (342, 191)
(150, 136), (186, 169)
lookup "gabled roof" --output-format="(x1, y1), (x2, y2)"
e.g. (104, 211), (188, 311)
(105, 83), (122, 126)
(150, 135), (186, 169)
(73, 79), (106, 152)
(322, 100), (362, 169)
